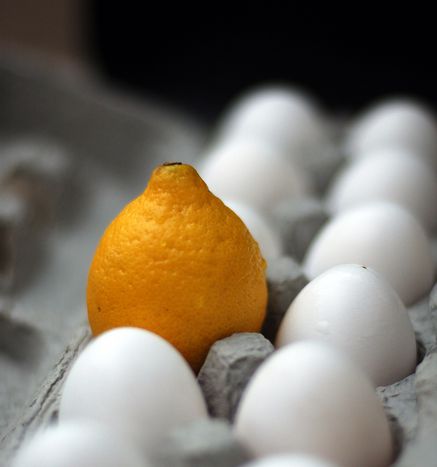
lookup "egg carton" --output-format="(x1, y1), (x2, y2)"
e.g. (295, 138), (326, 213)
(0, 55), (436, 466)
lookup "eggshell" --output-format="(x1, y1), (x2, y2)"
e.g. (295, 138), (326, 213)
(11, 422), (147, 467)
(346, 100), (437, 171)
(276, 264), (417, 386)
(200, 140), (311, 210)
(241, 454), (340, 467)
(327, 148), (437, 232)
(234, 341), (393, 467)
(224, 199), (283, 260)
(303, 202), (434, 305)
(59, 327), (208, 453)
(217, 86), (328, 162)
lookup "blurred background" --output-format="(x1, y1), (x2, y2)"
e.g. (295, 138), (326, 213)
(1, 1), (436, 119)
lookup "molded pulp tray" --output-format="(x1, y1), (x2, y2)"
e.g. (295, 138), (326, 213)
(0, 55), (436, 467)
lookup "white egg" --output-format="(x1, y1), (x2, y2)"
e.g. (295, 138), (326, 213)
(346, 100), (437, 171)
(224, 199), (283, 260)
(200, 140), (311, 210)
(234, 341), (393, 467)
(217, 86), (328, 163)
(276, 264), (417, 386)
(327, 148), (437, 232)
(11, 422), (147, 467)
(241, 454), (340, 467)
(303, 202), (434, 306)
(59, 327), (207, 453)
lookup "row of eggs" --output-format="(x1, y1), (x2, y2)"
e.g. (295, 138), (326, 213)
(13, 327), (392, 467)
(201, 86), (437, 223)
(12, 87), (437, 467)
(199, 86), (436, 307)
(199, 85), (435, 391)
(202, 88), (436, 464)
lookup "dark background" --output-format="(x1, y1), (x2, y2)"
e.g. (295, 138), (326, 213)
(88, 3), (437, 120)
(1, 2), (435, 121)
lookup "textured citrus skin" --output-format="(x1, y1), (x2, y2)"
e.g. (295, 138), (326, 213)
(87, 163), (268, 371)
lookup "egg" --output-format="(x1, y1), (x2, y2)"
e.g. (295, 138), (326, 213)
(11, 422), (147, 467)
(217, 86), (328, 163)
(234, 341), (393, 467)
(224, 199), (283, 259)
(346, 99), (437, 171)
(200, 140), (311, 210)
(303, 202), (434, 306)
(59, 327), (208, 453)
(327, 148), (437, 232)
(241, 454), (340, 467)
(276, 264), (417, 386)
